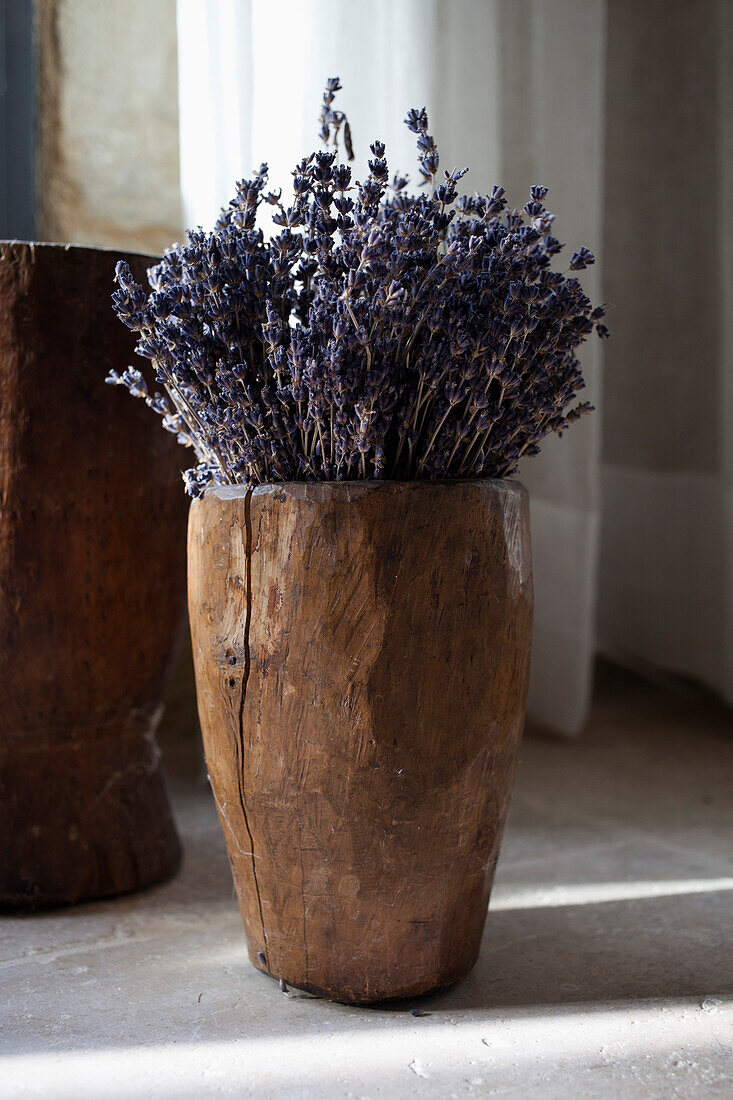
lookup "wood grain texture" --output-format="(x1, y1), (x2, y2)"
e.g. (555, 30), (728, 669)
(0, 241), (187, 908)
(189, 480), (533, 1003)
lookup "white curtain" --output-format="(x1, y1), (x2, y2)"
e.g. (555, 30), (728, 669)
(597, 0), (733, 708)
(177, 0), (730, 736)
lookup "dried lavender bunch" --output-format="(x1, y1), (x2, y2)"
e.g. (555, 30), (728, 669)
(108, 78), (607, 496)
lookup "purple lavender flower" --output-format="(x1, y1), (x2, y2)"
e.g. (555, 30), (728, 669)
(108, 80), (606, 495)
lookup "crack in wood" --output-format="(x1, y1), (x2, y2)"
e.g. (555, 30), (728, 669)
(232, 487), (269, 968)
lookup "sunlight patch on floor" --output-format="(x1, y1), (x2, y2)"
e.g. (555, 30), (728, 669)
(4, 1001), (732, 1099)
(490, 877), (733, 909)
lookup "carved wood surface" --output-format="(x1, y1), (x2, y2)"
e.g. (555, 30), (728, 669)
(189, 479), (533, 1003)
(0, 241), (187, 908)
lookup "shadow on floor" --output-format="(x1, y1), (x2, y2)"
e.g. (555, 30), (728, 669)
(4, 881), (732, 1056)
(432, 889), (733, 1011)
(4, 659), (733, 1055)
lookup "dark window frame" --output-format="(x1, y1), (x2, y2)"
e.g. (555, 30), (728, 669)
(0, 0), (35, 240)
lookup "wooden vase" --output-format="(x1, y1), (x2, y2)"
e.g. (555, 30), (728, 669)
(0, 242), (187, 908)
(188, 480), (533, 1003)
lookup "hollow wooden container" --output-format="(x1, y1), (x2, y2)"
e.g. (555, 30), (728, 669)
(0, 241), (187, 908)
(188, 480), (533, 1003)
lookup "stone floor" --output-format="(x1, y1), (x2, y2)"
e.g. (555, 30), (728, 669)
(2, 664), (732, 1098)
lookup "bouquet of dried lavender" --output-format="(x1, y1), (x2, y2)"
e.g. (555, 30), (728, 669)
(108, 78), (607, 496)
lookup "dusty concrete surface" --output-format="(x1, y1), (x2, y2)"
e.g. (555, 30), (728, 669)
(1, 665), (732, 1098)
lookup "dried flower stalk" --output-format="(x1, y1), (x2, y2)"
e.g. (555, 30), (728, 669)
(108, 78), (607, 496)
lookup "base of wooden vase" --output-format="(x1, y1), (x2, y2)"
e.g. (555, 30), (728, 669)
(0, 718), (181, 909)
(247, 943), (481, 1006)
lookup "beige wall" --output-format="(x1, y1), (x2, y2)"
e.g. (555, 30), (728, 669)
(36, 0), (183, 254)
